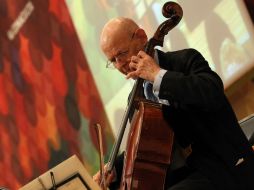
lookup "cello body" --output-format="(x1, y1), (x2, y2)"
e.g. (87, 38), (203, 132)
(120, 101), (174, 190)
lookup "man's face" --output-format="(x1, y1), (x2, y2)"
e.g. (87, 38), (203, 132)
(103, 31), (143, 75)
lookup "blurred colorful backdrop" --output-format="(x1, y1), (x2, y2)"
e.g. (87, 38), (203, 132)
(0, 0), (114, 189)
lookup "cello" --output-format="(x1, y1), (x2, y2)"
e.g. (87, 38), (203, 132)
(101, 2), (183, 190)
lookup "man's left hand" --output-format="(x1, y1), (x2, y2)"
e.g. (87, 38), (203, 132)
(127, 51), (160, 82)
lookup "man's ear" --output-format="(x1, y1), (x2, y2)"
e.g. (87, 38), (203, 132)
(135, 28), (148, 43)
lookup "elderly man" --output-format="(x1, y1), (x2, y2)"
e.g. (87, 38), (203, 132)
(94, 17), (254, 190)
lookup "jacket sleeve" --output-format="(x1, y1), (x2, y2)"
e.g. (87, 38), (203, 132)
(159, 49), (225, 111)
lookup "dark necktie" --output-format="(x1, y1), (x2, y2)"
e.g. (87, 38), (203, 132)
(143, 81), (158, 102)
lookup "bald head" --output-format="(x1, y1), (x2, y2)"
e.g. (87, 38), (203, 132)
(99, 17), (148, 75)
(100, 17), (140, 52)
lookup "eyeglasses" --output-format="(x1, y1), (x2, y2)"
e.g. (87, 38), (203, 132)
(106, 31), (135, 69)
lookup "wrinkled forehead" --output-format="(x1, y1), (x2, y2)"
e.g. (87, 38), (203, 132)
(101, 26), (131, 54)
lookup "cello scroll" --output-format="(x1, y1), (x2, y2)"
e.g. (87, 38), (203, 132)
(145, 2), (183, 56)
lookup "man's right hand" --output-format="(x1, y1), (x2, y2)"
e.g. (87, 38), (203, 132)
(93, 164), (117, 188)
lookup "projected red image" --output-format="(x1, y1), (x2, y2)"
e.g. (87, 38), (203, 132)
(0, 0), (114, 189)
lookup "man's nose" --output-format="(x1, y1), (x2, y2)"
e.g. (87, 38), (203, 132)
(115, 57), (126, 67)
(115, 56), (124, 64)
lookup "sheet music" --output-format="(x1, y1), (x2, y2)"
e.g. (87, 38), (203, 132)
(20, 155), (101, 190)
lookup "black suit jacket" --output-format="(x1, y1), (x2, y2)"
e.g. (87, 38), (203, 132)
(157, 48), (254, 190)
